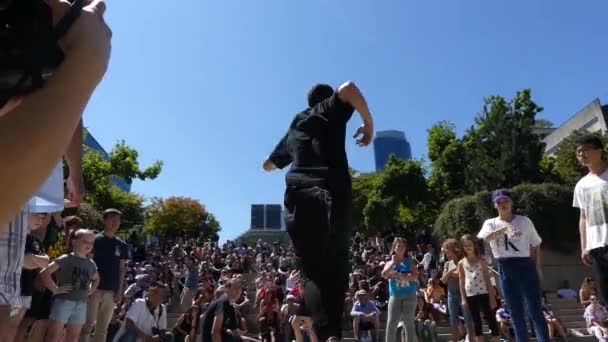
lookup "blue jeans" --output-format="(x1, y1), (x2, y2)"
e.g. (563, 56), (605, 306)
(447, 291), (472, 328)
(497, 257), (549, 342)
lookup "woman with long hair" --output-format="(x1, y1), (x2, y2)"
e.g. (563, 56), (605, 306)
(458, 234), (499, 342)
(580, 277), (598, 308)
(441, 238), (473, 342)
(382, 237), (418, 342)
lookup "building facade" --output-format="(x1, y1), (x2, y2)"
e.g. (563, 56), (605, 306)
(250, 204), (284, 230)
(373, 130), (412, 171)
(543, 99), (608, 155)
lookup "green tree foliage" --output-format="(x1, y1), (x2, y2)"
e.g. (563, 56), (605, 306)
(144, 196), (220, 239)
(352, 155), (429, 235)
(81, 138), (163, 229)
(108, 140), (163, 185)
(462, 89), (546, 192)
(427, 121), (467, 201)
(434, 183), (578, 252)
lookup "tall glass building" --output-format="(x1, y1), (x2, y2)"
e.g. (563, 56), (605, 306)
(373, 130), (412, 171)
(250, 204), (283, 230)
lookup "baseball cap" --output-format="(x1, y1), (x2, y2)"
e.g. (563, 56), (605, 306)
(492, 189), (512, 203)
(355, 290), (368, 297)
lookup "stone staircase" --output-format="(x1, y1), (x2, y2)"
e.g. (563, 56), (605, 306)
(167, 277), (594, 342)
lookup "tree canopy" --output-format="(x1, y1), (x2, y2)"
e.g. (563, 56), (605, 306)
(144, 196), (221, 239)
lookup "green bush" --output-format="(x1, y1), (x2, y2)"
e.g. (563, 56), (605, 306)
(433, 183), (578, 252)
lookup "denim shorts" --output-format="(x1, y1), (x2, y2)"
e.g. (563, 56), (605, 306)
(49, 298), (87, 324)
(447, 292), (472, 327)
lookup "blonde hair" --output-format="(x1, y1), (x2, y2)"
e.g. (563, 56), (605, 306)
(442, 238), (463, 261)
(73, 229), (95, 240)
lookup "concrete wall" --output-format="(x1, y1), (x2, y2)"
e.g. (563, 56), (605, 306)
(541, 248), (591, 291)
(544, 99), (607, 155)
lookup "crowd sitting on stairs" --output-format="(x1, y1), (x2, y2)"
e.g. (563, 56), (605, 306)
(39, 228), (598, 342)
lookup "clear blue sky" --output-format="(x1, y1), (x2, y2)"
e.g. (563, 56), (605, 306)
(83, 0), (608, 242)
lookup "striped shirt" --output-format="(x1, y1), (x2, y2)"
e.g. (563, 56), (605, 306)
(0, 208), (28, 306)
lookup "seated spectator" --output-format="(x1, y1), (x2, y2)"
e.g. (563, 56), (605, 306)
(425, 278), (447, 314)
(350, 290), (380, 341)
(258, 288), (280, 342)
(415, 293), (438, 342)
(541, 293), (568, 341)
(173, 305), (200, 342)
(199, 278), (244, 342)
(556, 280), (578, 300)
(495, 300), (515, 342)
(280, 295), (300, 342)
(113, 282), (173, 342)
(581, 277), (598, 307)
(584, 295), (608, 342)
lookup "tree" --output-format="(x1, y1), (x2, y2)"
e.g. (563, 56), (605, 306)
(462, 89), (546, 192)
(351, 171), (380, 230)
(552, 130), (608, 185)
(144, 196), (220, 239)
(108, 140), (163, 185)
(81, 138), (163, 229)
(427, 121), (467, 201)
(353, 155), (429, 235)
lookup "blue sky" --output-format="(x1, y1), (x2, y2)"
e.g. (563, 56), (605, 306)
(84, 0), (608, 241)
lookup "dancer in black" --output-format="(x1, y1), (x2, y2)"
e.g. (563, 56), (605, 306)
(263, 81), (374, 341)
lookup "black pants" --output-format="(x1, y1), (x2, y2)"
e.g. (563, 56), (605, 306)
(466, 294), (499, 337)
(284, 180), (352, 340)
(591, 246), (608, 305)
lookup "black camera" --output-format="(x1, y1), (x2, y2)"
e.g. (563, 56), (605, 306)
(151, 327), (160, 335)
(0, 0), (83, 107)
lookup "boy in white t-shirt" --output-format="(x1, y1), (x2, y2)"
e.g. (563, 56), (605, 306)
(477, 189), (549, 342)
(573, 135), (608, 306)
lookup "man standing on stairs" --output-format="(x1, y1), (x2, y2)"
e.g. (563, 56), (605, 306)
(81, 208), (129, 342)
(574, 135), (608, 306)
(263, 81), (375, 341)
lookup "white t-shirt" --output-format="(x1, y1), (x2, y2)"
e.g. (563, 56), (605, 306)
(573, 170), (608, 251)
(113, 299), (167, 342)
(478, 215), (542, 259)
(28, 162), (64, 213)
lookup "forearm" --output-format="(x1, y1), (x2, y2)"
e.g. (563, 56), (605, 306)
(579, 218), (587, 252)
(33, 254), (50, 268)
(0, 49), (102, 225)
(23, 255), (38, 269)
(42, 272), (59, 292)
(212, 332), (222, 342)
(531, 246), (541, 269)
(65, 119), (84, 178)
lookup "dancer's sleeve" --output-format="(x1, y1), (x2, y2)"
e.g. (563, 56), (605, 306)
(268, 132), (292, 169)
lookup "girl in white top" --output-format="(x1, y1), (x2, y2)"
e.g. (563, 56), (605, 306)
(458, 234), (499, 342)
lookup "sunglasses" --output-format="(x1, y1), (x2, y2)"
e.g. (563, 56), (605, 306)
(591, 298), (598, 302)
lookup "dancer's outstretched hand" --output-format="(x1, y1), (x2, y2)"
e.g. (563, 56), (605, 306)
(263, 159), (276, 172)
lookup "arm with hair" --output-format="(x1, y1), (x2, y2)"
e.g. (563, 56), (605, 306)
(458, 261), (468, 308)
(0, 2), (110, 226)
(337, 81), (373, 126)
(580, 210), (592, 266)
(65, 119), (85, 206)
